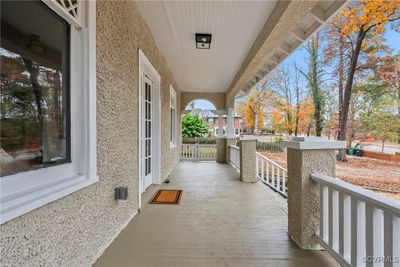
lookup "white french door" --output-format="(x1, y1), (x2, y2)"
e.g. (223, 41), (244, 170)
(141, 75), (153, 191)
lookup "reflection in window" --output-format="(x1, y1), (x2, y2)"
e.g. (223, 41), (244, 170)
(0, 1), (70, 176)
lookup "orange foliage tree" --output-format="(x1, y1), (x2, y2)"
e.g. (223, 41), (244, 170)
(269, 96), (314, 135)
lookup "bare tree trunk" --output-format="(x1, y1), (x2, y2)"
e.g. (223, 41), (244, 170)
(294, 77), (300, 137)
(254, 102), (259, 136)
(294, 104), (300, 136)
(337, 35), (345, 140)
(337, 30), (365, 161)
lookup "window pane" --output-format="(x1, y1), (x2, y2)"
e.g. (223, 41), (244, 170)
(1, 1), (70, 176)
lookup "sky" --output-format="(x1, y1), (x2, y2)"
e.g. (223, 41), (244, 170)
(192, 24), (400, 110)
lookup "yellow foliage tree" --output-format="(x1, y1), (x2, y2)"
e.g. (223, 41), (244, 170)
(237, 89), (271, 135)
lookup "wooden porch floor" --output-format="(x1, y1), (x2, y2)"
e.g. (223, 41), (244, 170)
(94, 162), (338, 267)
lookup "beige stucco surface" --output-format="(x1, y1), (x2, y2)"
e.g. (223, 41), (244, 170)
(0, 1), (181, 266)
(216, 138), (227, 163)
(239, 139), (258, 183)
(286, 148), (336, 250)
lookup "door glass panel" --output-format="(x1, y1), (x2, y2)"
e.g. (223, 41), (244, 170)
(143, 80), (151, 178)
(147, 84), (151, 101)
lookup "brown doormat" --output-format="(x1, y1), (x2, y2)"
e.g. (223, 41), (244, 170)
(150, 190), (182, 205)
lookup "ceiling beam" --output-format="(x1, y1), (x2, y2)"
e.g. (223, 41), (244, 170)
(292, 28), (306, 42)
(310, 6), (326, 24)
(278, 42), (291, 56)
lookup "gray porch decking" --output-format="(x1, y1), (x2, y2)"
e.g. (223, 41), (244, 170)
(94, 162), (338, 267)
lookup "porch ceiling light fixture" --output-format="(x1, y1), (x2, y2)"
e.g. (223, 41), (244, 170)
(195, 33), (212, 49)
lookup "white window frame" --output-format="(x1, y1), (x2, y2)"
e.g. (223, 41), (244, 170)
(169, 86), (177, 148)
(0, 0), (97, 224)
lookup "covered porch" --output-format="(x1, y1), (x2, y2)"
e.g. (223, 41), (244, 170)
(95, 162), (338, 267)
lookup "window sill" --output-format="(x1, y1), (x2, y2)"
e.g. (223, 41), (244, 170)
(0, 174), (98, 224)
(170, 143), (177, 149)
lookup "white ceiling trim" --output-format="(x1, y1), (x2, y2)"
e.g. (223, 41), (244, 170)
(135, 1), (278, 93)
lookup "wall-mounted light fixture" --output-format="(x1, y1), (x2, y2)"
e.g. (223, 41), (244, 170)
(27, 34), (46, 54)
(195, 33), (212, 49)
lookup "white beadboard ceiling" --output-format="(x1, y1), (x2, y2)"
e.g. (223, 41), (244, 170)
(135, 1), (278, 93)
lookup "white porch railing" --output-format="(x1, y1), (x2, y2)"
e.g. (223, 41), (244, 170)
(312, 173), (400, 267)
(229, 145), (240, 169)
(181, 144), (216, 161)
(256, 152), (287, 197)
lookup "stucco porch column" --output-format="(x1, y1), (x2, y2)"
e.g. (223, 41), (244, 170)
(281, 137), (346, 250)
(217, 114), (225, 138)
(214, 110), (227, 163)
(226, 108), (235, 139)
(239, 136), (257, 182)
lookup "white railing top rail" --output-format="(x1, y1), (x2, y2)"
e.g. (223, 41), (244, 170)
(229, 145), (239, 149)
(311, 173), (400, 215)
(194, 144), (216, 147)
(256, 152), (287, 172)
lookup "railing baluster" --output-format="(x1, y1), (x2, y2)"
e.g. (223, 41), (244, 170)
(351, 199), (366, 267)
(339, 192), (351, 262)
(366, 204), (374, 267)
(373, 207), (384, 267)
(332, 189), (339, 251)
(271, 165), (275, 190)
(329, 187), (333, 247)
(282, 170), (286, 194)
(320, 185), (329, 241)
(393, 216), (400, 266)
(256, 156), (259, 178)
(276, 167), (280, 192)
(261, 159), (265, 181)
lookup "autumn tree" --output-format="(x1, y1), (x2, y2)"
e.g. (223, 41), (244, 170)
(373, 54), (400, 143)
(333, 0), (400, 160)
(268, 65), (314, 135)
(269, 67), (301, 135)
(237, 85), (270, 135)
(361, 94), (398, 152)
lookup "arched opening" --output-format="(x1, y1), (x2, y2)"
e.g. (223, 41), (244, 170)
(184, 99), (217, 111)
(182, 99), (217, 140)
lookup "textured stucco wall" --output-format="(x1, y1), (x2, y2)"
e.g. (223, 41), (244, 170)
(287, 148), (336, 250)
(0, 1), (181, 266)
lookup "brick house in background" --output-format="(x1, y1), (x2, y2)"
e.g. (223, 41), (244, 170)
(190, 109), (242, 136)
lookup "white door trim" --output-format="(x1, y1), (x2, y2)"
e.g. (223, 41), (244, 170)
(138, 49), (161, 209)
